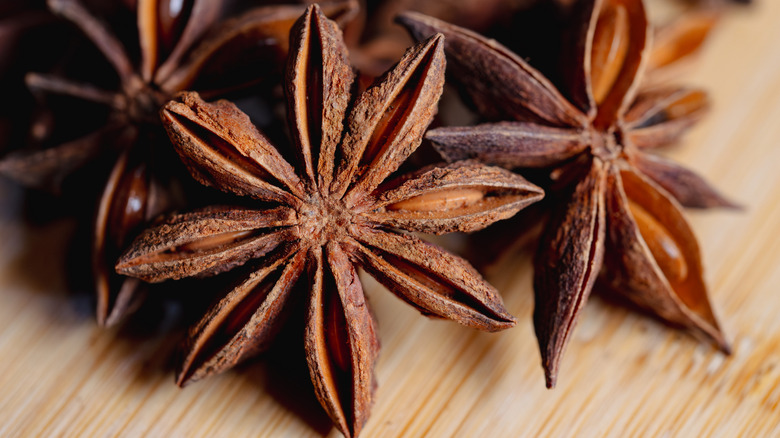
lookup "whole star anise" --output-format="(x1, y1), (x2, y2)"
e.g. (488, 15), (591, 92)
(0, 0), (355, 326)
(400, 0), (734, 388)
(116, 5), (542, 436)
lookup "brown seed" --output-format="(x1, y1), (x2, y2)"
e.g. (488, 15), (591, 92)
(628, 200), (688, 282)
(175, 230), (257, 253)
(400, 0), (731, 389)
(387, 188), (484, 212)
(591, 2), (629, 104)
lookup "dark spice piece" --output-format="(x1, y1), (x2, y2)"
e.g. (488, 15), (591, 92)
(400, 0), (734, 388)
(117, 6), (542, 436)
(0, 0), (356, 326)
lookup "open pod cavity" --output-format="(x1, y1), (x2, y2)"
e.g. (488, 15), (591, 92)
(116, 206), (297, 282)
(162, 92), (305, 203)
(368, 160), (544, 234)
(347, 228), (516, 332)
(603, 168), (728, 351)
(624, 87), (709, 149)
(305, 244), (378, 438)
(177, 248), (306, 385)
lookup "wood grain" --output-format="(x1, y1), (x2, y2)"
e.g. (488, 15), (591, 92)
(2, 2), (780, 437)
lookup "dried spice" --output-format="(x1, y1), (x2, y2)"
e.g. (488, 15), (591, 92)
(400, 0), (734, 388)
(0, 2), (69, 153)
(0, 0), (356, 326)
(345, 0), (524, 77)
(647, 8), (719, 74)
(116, 6), (542, 436)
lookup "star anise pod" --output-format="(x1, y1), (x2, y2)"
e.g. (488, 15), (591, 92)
(116, 6), (542, 435)
(0, 0), (356, 326)
(648, 7), (718, 72)
(400, 0), (735, 388)
(0, 2), (69, 153)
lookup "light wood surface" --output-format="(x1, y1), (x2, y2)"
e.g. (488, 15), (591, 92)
(2, 2), (780, 437)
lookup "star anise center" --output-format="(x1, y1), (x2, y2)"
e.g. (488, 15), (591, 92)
(589, 125), (626, 162)
(120, 76), (169, 126)
(297, 194), (355, 247)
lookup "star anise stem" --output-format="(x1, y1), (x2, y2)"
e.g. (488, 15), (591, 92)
(26, 72), (124, 108)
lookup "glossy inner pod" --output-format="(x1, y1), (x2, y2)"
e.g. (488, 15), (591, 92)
(615, 170), (726, 352)
(95, 144), (152, 326)
(369, 162), (544, 234)
(621, 171), (707, 313)
(386, 188), (484, 211)
(627, 200), (687, 282)
(588, 0), (648, 127)
(380, 184), (539, 233)
(590, 1), (629, 104)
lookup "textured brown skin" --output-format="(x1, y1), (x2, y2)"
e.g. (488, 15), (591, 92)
(116, 6), (543, 437)
(400, 0), (735, 389)
(0, 0), (356, 327)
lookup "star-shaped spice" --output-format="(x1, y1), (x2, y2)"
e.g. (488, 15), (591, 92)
(116, 6), (542, 436)
(0, 0), (355, 326)
(400, 0), (734, 388)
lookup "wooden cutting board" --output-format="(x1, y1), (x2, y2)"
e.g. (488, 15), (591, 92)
(2, 2), (779, 436)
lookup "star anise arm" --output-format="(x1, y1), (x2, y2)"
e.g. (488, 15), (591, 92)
(159, 1), (358, 97)
(25, 73), (123, 108)
(161, 92), (305, 203)
(286, 4), (355, 190)
(397, 11), (587, 127)
(347, 227), (516, 331)
(578, 0), (650, 127)
(306, 244), (379, 438)
(47, 0), (135, 84)
(94, 145), (155, 326)
(335, 33), (446, 205)
(0, 124), (127, 190)
(560, 0), (597, 114)
(534, 159), (607, 388)
(624, 87), (709, 149)
(367, 160), (544, 234)
(646, 9), (719, 74)
(115, 206), (297, 282)
(426, 122), (589, 168)
(177, 249), (307, 385)
(632, 153), (738, 209)
(603, 168), (729, 351)
(140, 0), (221, 84)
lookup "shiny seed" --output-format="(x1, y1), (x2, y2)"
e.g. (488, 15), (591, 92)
(176, 230), (255, 252)
(629, 200), (688, 282)
(387, 188), (484, 212)
(591, 3), (629, 104)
